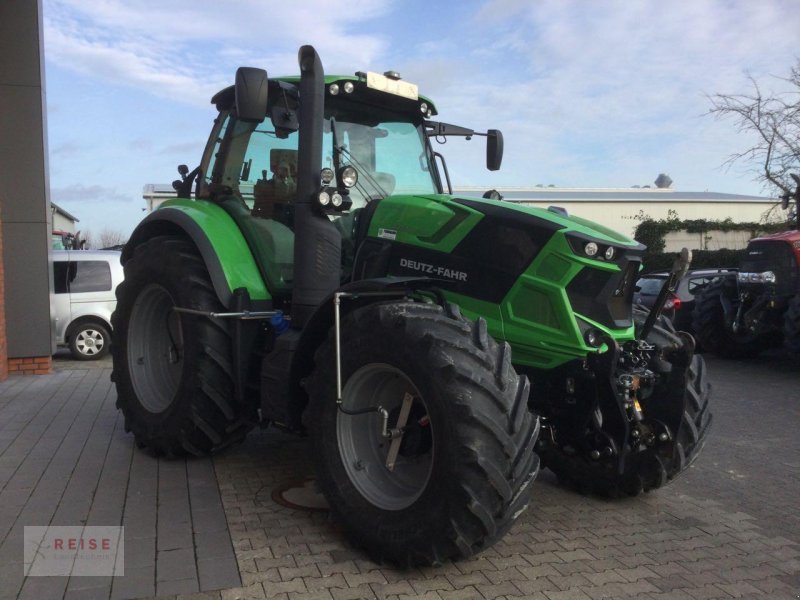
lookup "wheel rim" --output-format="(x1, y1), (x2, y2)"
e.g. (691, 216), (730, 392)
(127, 284), (183, 413)
(76, 329), (104, 356)
(337, 364), (434, 511)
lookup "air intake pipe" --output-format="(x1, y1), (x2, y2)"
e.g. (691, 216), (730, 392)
(291, 45), (342, 327)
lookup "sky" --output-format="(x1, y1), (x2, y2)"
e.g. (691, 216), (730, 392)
(42, 0), (800, 239)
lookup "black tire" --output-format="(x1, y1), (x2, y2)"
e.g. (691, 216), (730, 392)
(783, 294), (800, 355)
(111, 235), (252, 456)
(634, 307), (712, 481)
(67, 321), (111, 360)
(540, 306), (712, 497)
(306, 301), (540, 566)
(691, 280), (771, 358)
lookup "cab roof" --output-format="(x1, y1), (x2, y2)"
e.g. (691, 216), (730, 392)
(211, 74), (437, 117)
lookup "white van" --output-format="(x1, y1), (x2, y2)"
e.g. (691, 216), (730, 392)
(52, 250), (124, 360)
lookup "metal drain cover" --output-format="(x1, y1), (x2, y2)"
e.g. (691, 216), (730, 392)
(272, 479), (329, 512)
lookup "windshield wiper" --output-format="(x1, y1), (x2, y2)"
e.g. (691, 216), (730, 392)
(330, 117), (342, 173)
(328, 118), (389, 200)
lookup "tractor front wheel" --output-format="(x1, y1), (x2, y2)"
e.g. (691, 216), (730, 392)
(692, 280), (772, 358)
(540, 306), (712, 497)
(784, 294), (800, 355)
(111, 235), (252, 456)
(307, 301), (539, 565)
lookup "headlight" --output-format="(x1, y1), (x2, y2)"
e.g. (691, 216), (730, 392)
(318, 191), (331, 206)
(339, 166), (358, 188)
(329, 84), (339, 95)
(604, 246), (615, 260)
(320, 168), (334, 184)
(584, 242), (599, 257)
(420, 102), (428, 114)
(343, 81), (354, 94)
(738, 271), (777, 283)
(331, 192), (343, 207)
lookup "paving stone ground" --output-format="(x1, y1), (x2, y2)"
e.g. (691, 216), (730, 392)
(0, 350), (798, 600)
(207, 351), (800, 600)
(0, 360), (240, 600)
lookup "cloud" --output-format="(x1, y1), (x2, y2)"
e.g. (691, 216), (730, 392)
(43, 0), (391, 105)
(434, 0), (800, 192)
(50, 141), (85, 158)
(40, 0), (800, 211)
(51, 184), (133, 205)
(158, 141), (202, 156)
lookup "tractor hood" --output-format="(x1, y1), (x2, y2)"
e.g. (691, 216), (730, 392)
(748, 228), (800, 267)
(448, 194), (643, 249)
(359, 192), (645, 360)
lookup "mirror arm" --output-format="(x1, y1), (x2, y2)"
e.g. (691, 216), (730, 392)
(432, 151), (452, 195)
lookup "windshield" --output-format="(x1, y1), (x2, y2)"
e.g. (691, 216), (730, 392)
(219, 106), (437, 213)
(323, 105), (437, 208)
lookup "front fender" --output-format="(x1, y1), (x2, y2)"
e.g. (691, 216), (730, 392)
(124, 199), (270, 308)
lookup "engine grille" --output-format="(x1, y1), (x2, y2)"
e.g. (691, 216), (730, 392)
(566, 259), (640, 329)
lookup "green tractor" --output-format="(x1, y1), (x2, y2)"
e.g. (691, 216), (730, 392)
(112, 46), (711, 565)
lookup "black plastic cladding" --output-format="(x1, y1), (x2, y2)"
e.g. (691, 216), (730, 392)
(565, 231), (646, 265)
(566, 256), (641, 329)
(351, 198), (564, 302)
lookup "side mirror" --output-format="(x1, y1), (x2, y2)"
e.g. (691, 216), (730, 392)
(235, 67), (269, 123)
(486, 129), (503, 171)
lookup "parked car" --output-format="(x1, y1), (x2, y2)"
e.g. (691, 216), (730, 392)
(52, 250), (123, 360)
(635, 268), (734, 333)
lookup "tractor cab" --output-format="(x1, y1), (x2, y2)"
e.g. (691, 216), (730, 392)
(193, 72), (440, 301)
(185, 69), (502, 308)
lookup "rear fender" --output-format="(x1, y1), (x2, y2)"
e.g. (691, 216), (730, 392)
(124, 200), (271, 308)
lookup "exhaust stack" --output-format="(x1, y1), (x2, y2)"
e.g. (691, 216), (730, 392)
(291, 45), (343, 327)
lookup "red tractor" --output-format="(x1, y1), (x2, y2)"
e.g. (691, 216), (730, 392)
(693, 177), (800, 357)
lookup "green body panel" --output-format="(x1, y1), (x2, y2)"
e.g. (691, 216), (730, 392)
(502, 231), (636, 368)
(157, 199), (271, 301)
(366, 194), (483, 253)
(365, 194), (640, 369)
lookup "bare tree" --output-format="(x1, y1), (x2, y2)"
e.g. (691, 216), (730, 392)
(85, 227), (128, 249)
(708, 63), (800, 197)
(80, 229), (95, 249)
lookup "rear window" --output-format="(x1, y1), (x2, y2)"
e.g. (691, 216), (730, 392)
(636, 277), (665, 295)
(68, 261), (112, 293)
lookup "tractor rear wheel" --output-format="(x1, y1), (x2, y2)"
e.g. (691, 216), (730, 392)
(692, 280), (771, 358)
(306, 301), (539, 566)
(540, 307), (712, 497)
(784, 295), (800, 355)
(111, 235), (252, 456)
